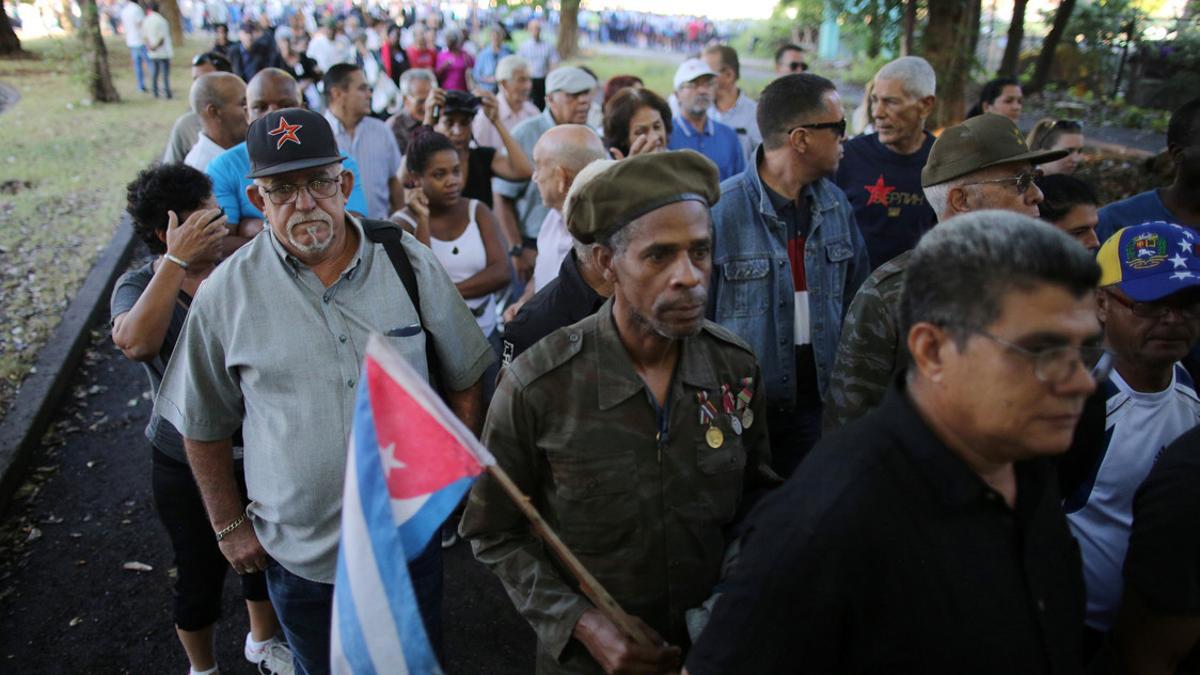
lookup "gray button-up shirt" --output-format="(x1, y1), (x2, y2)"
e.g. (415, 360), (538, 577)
(710, 90), (761, 165)
(324, 111), (403, 220)
(492, 108), (560, 239)
(155, 217), (493, 582)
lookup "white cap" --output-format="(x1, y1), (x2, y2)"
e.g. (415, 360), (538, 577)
(546, 66), (597, 95)
(673, 58), (717, 91)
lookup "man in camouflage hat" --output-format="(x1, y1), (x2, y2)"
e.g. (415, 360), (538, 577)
(461, 150), (777, 675)
(824, 113), (1067, 430)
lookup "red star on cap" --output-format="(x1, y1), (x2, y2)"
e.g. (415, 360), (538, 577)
(268, 116), (303, 150)
(864, 175), (896, 207)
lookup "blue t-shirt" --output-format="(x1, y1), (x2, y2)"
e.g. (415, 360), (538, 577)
(835, 132), (937, 270)
(668, 115), (746, 182)
(205, 141), (370, 225)
(1096, 189), (1178, 245)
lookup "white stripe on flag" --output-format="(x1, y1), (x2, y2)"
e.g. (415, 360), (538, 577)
(337, 440), (411, 675)
(390, 493), (432, 528)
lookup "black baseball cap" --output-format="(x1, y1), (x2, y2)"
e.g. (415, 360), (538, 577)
(245, 108), (344, 179)
(442, 90), (481, 117)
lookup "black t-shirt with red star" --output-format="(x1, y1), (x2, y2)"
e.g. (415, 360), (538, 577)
(835, 131), (937, 271)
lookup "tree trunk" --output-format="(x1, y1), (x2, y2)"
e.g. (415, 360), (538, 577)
(80, 0), (120, 102)
(158, 0), (183, 47)
(1027, 0), (1076, 94)
(901, 0), (917, 56)
(998, 0), (1027, 76)
(557, 0), (580, 60)
(924, 0), (979, 128)
(866, 0), (884, 58)
(0, 0), (24, 55)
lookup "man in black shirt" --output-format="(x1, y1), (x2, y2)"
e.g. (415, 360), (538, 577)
(686, 210), (1101, 674)
(1111, 425), (1200, 673)
(501, 247), (608, 367)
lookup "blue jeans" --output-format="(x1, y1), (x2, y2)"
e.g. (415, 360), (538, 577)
(150, 58), (171, 98)
(265, 537), (444, 675)
(130, 45), (149, 91)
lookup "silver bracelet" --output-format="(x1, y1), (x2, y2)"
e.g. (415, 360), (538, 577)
(214, 510), (247, 542)
(163, 253), (189, 270)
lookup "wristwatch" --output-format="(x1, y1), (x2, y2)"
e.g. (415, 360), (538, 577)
(507, 244), (524, 257)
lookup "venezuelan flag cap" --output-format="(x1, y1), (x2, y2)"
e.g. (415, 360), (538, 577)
(1096, 221), (1200, 301)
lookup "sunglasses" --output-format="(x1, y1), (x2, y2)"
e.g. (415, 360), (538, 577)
(1053, 119), (1084, 131)
(1103, 288), (1200, 321)
(789, 118), (847, 138)
(784, 61), (808, 72)
(962, 169), (1044, 194)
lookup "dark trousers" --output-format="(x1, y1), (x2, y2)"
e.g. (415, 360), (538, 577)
(767, 402), (823, 478)
(265, 536), (444, 675)
(531, 77), (546, 110)
(150, 57), (172, 98)
(151, 449), (268, 631)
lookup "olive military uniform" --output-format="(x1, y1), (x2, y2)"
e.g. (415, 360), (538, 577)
(824, 249), (910, 430)
(460, 299), (774, 674)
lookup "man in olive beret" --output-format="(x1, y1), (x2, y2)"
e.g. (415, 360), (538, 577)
(461, 150), (778, 675)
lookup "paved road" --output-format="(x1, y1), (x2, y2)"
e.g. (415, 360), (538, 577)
(0, 252), (535, 673)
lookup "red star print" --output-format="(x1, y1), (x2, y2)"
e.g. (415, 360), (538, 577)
(268, 116), (303, 150)
(864, 175), (896, 207)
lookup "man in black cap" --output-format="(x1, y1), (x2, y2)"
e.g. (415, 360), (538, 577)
(154, 108), (494, 675)
(461, 150), (778, 675)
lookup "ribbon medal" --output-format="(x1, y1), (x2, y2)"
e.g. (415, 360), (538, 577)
(697, 391), (724, 448)
(736, 377), (755, 430)
(721, 384), (742, 435)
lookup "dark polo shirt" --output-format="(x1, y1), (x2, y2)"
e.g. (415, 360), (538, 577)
(501, 249), (605, 367)
(686, 374), (1085, 675)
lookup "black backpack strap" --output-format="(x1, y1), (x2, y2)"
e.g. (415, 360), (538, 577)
(360, 218), (444, 393)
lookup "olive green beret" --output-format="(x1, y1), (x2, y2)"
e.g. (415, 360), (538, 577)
(564, 150), (721, 245)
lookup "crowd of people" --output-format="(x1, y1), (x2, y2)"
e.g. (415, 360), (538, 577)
(98, 3), (1200, 674)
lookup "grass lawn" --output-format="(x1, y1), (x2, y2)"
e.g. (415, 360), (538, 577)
(0, 33), (208, 419)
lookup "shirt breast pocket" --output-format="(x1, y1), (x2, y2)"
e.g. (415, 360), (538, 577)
(545, 446), (640, 555)
(825, 240), (854, 264)
(695, 438), (747, 523)
(720, 258), (770, 318)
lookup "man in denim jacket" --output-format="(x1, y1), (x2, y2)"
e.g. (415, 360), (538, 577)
(709, 73), (870, 477)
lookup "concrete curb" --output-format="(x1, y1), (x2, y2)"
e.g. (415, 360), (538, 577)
(0, 215), (136, 515)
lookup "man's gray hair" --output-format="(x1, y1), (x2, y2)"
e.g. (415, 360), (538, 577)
(496, 55), (530, 84)
(874, 56), (936, 99)
(400, 68), (435, 97)
(921, 176), (967, 219)
(191, 72), (241, 116)
(901, 210), (1100, 348)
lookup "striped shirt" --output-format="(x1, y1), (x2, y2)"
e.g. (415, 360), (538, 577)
(517, 38), (558, 78)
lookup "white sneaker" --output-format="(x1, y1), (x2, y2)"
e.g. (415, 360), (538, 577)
(244, 633), (294, 675)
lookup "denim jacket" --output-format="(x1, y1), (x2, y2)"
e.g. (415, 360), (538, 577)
(707, 155), (870, 408)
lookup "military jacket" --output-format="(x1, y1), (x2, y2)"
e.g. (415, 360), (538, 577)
(824, 249), (910, 431)
(460, 299), (773, 675)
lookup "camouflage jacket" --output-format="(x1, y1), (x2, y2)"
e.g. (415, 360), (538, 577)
(824, 250), (911, 431)
(460, 299), (775, 675)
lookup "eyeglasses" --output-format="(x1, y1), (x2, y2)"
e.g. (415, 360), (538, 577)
(961, 169), (1044, 195)
(784, 61), (808, 72)
(788, 118), (847, 138)
(261, 175), (343, 205)
(1103, 288), (1200, 321)
(975, 330), (1106, 384)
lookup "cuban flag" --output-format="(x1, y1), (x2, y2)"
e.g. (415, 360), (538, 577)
(332, 334), (496, 674)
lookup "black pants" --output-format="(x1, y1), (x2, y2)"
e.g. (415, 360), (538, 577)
(531, 77), (546, 111)
(151, 448), (268, 630)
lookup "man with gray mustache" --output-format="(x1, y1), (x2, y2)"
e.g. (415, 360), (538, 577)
(154, 108), (494, 674)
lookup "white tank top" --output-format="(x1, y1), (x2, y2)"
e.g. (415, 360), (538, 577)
(399, 199), (497, 336)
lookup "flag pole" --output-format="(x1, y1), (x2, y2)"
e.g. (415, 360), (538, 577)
(483, 463), (657, 648)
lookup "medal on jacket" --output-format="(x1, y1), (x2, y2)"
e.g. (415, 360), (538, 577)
(736, 377), (755, 429)
(697, 391), (724, 448)
(721, 384), (742, 435)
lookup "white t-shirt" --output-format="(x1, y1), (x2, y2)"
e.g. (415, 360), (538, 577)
(141, 11), (172, 59)
(1066, 365), (1200, 631)
(184, 132), (225, 172)
(532, 208), (571, 293)
(307, 33), (353, 73)
(120, 1), (144, 47)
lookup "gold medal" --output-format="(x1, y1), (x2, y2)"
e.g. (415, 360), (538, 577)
(741, 408), (754, 429)
(705, 425), (724, 448)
